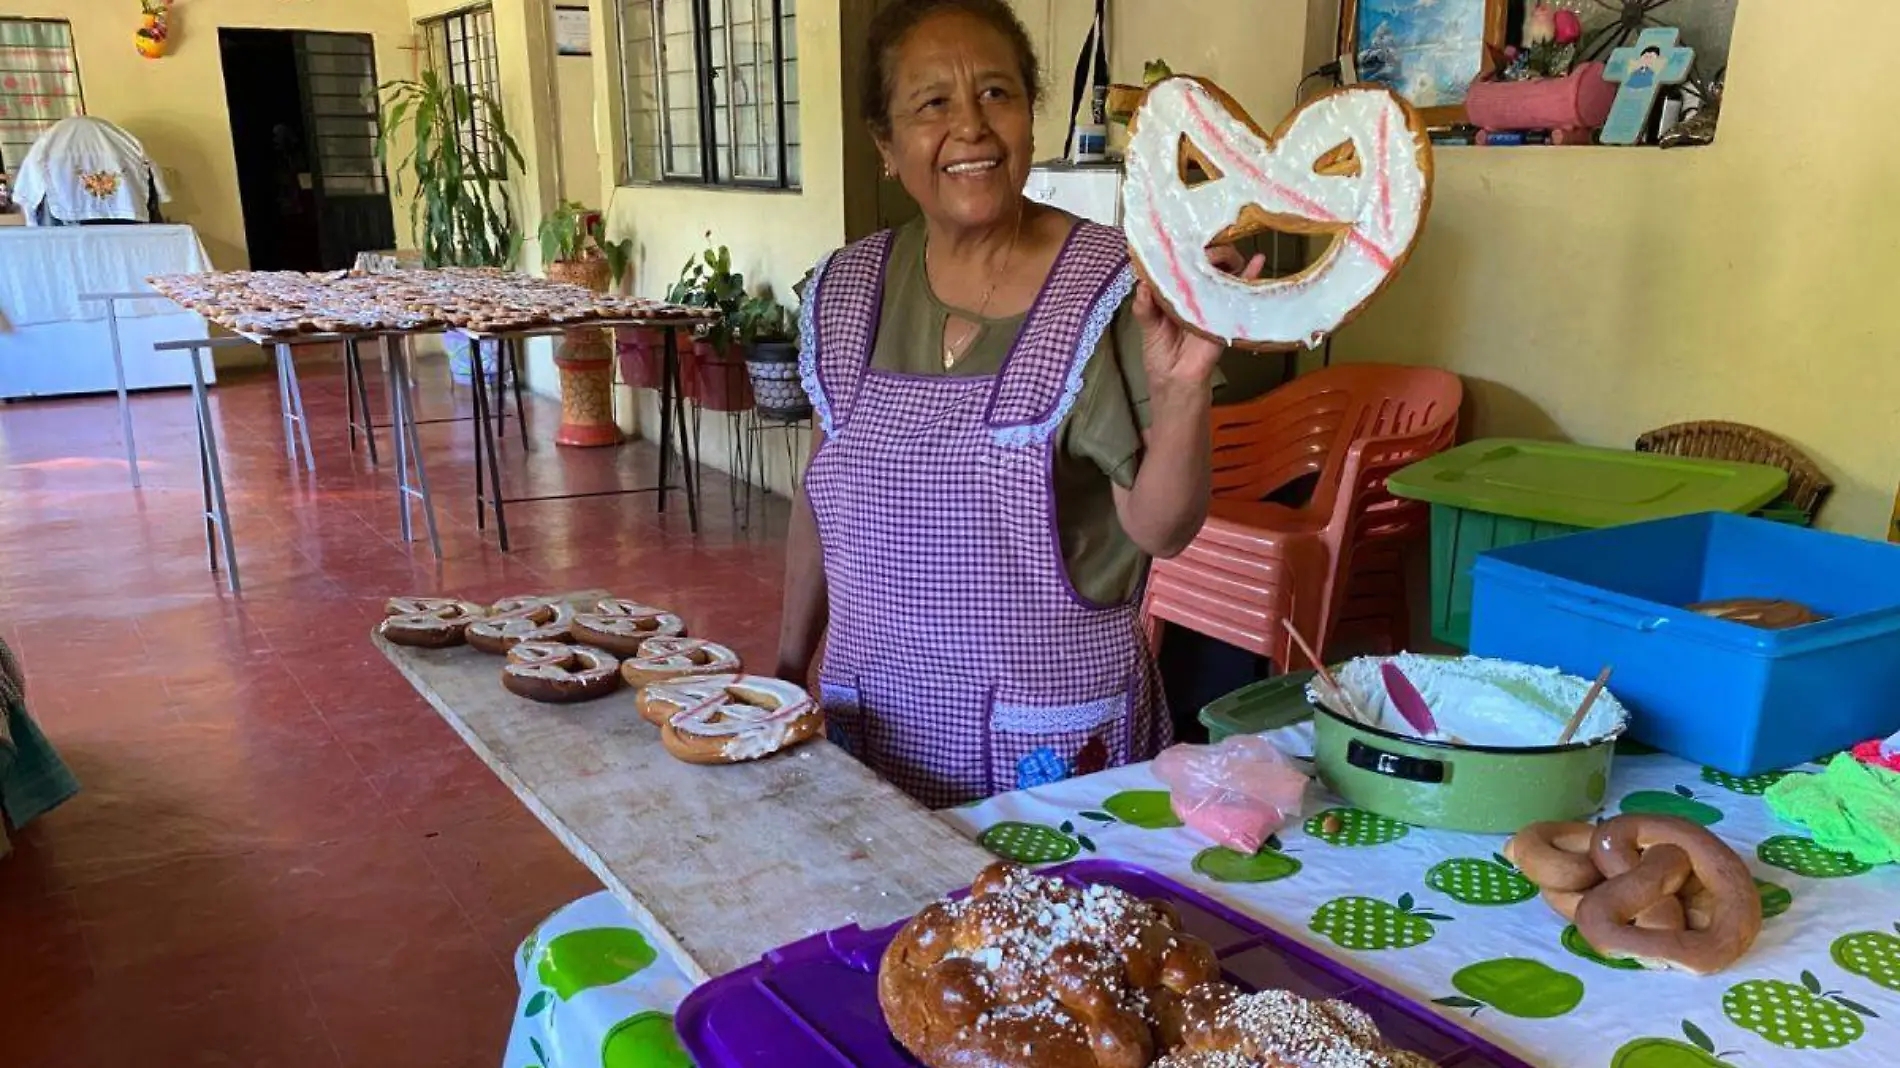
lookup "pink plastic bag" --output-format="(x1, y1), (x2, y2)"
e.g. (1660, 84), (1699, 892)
(1152, 735), (1310, 854)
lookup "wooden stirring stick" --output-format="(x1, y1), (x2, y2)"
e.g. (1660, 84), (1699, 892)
(1281, 619), (1367, 724)
(1559, 666), (1614, 745)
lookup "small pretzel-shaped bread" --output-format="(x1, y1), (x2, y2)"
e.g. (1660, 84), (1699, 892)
(1507, 814), (1760, 975)
(643, 675), (823, 764)
(379, 597), (485, 648)
(467, 596), (574, 655)
(1577, 815), (1761, 974)
(619, 637), (741, 689)
(570, 599), (687, 656)
(501, 642), (621, 703)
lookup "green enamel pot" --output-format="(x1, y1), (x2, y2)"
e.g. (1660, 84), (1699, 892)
(1311, 702), (1622, 834)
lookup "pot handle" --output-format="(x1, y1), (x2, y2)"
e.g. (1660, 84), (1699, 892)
(1347, 739), (1448, 784)
(1544, 590), (1667, 633)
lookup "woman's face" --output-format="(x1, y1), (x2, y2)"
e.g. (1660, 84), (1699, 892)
(876, 11), (1035, 234)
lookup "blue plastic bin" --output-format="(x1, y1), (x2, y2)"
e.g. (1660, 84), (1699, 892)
(1470, 512), (1900, 775)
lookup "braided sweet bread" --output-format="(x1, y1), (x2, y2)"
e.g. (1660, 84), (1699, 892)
(1156, 986), (1433, 1068)
(879, 863), (1225, 1068)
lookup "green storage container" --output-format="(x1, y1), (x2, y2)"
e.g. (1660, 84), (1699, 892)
(1387, 439), (1787, 647)
(1200, 670), (1318, 742)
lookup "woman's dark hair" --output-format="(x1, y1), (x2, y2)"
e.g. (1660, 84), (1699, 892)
(862, 0), (1043, 136)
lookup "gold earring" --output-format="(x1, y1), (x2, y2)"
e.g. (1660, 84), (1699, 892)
(882, 164), (895, 179)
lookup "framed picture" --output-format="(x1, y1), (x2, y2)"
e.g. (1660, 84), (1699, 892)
(1339, 0), (1509, 127)
(554, 5), (592, 57)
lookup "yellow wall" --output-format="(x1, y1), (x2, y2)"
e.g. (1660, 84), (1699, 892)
(1334, 0), (1900, 537)
(1009, 0), (1314, 159)
(7, 0), (422, 269)
(556, 53), (602, 206)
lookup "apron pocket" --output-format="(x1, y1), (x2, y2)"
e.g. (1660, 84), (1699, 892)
(988, 694), (1132, 794)
(818, 676), (864, 757)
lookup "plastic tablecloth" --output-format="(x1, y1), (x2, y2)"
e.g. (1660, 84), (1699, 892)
(505, 744), (1900, 1068)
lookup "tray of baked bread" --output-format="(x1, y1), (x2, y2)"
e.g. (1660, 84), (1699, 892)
(675, 859), (1528, 1067)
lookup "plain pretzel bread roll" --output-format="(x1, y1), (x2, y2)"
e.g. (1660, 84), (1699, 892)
(1578, 814), (1762, 975)
(879, 862), (1226, 1068)
(644, 675), (823, 764)
(378, 597), (485, 649)
(501, 642), (621, 704)
(569, 600), (686, 657)
(619, 637), (741, 689)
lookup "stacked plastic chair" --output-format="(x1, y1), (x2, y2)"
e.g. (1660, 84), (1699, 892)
(1143, 364), (1463, 670)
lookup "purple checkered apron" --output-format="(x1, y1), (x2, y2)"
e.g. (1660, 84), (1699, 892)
(799, 221), (1170, 809)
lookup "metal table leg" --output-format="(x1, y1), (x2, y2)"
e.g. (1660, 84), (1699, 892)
(103, 297), (140, 488)
(470, 338), (510, 551)
(391, 337), (443, 559)
(667, 331), (701, 532)
(345, 338), (380, 466)
(279, 343), (316, 472)
(382, 337), (414, 545)
(509, 339), (530, 450)
(188, 345), (239, 594)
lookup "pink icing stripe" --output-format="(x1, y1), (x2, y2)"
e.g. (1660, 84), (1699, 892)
(1146, 193), (1207, 327)
(1181, 90), (1396, 273)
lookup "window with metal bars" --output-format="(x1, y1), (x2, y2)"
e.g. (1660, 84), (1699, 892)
(0, 18), (83, 174)
(420, 5), (504, 174)
(617, 0), (800, 189)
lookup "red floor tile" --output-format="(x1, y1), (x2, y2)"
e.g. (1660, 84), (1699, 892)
(0, 358), (790, 1065)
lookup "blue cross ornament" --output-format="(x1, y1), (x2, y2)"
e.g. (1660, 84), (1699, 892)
(1602, 27), (1695, 145)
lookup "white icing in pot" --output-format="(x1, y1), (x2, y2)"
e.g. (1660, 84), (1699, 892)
(1318, 654), (1628, 749)
(1123, 79), (1431, 349)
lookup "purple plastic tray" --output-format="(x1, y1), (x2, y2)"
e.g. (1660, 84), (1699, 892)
(676, 860), (1530, 1067)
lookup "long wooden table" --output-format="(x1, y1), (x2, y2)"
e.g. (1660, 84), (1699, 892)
(372, 601), (992, 981)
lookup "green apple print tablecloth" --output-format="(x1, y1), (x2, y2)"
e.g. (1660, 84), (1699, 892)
(504, 891), (695, 1068)
(943, 747), (1900, 1067)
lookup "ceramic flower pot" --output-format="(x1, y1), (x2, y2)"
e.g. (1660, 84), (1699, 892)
(547, 256), (620, 447)
(744, 341), (810, 420)
(614, 327), (668, 391)
(692, 340), (753, 413)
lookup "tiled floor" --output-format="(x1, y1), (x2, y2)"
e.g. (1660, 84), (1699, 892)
(0, 353), (792, 1066)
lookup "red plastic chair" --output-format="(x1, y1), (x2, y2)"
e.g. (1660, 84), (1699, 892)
(1142, 363), (1463, 670)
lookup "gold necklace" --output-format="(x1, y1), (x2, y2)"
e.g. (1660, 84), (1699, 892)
(929, 210), (1024, 369)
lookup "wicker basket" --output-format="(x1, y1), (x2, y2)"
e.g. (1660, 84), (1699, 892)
(1635, 420), (1833, 523)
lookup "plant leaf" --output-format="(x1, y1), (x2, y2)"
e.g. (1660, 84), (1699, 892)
(1060, 821), (1074, 835)
(1397, 893), (1415, 911)
(1682, 1020), (1714, 1053)
(1801, 970), (1823, 994)
(1079, 811), (1114, 823)
(1416, 912), (1454, 922)
(1077, 835), (1097, 853)
(523, 990), (552, 1017)
(529, 1038), (549, 1064)
(1266, 834), (1283, 852)
(1433, 996), (1483, 1010)
(1493, 853), (1516, 871)
(1675, 785), (1694, 798)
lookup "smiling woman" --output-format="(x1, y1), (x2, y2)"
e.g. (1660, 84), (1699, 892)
(772, 0), (1266, 809)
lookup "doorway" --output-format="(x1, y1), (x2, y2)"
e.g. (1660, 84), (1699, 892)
(219, 28), (396, 271)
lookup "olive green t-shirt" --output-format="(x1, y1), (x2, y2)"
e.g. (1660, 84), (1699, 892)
(868, 220), (1156, 605)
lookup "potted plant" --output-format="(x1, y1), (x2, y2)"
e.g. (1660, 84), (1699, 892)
(377, 70), (526, 384)
(667, 235), (750, 409)
(537, 201), (634, 447)
(539, 200), (633, 293)
(735, 292), (809, 420)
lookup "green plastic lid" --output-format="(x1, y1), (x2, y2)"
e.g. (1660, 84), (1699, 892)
(1386, 439), (1788, 528)
(1200, 670), (1318, 742)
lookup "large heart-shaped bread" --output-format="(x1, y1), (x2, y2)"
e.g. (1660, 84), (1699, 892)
(1123, 77), (1433, 351)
